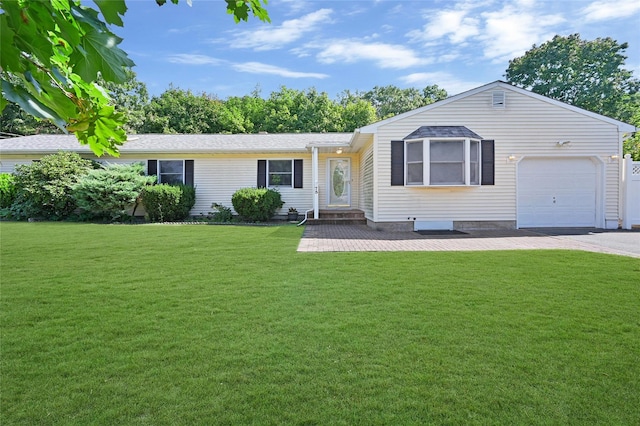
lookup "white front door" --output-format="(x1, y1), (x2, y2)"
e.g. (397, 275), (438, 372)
(328, 158), (351, 207)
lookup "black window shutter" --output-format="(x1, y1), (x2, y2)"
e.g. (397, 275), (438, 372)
(481, 140), (495, 185)
(293, 159), (303, 188)
(184, 160), (194, 187)
(257, 160), (267, 188)
(391, 140), (404, 186)
(147, 160), (158, 176)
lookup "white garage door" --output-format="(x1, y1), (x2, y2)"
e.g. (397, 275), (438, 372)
(518, 157), (598, 228)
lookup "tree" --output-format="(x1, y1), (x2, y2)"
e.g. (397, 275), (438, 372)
(10, 152), (96, 220)
(72, 162), (156, 221)
(505, 34), (640, 122)
(218, 89), (267, 133)
(140, 87), (224, 134)
(361, 85), (448, 120)
(0, 0), (270, 156)
(622, 94), (640, 160)
(0, 101), (62, 136)
(98, 70), (149, 134)
(337, 90), (378, 131)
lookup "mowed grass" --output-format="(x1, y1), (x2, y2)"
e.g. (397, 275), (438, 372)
(1, 223), (639, 425)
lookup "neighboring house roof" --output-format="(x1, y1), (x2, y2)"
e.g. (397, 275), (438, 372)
(357, 80), (638, 134)
(403, 126), (484, 140)
(0, 133), (353, 155)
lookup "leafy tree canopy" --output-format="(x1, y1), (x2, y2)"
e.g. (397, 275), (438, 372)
(360, 85), (448, 120)
(0, 0), (269, 156)
(505, 34), (640, 122)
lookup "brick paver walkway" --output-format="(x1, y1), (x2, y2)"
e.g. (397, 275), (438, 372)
(298, 225), (640, 258)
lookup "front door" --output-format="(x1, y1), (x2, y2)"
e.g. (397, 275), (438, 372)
(328, 158), (351, 207)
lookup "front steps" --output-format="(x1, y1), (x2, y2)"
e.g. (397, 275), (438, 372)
(305, 209), (367, 225)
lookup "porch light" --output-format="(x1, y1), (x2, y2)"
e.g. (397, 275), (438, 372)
(609, 154), (620, 162)
(507, 155), (517, 162)
(336, 148), (343, 154)
(556, 140), (571, 146)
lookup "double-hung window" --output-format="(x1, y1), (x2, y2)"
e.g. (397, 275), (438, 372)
(158, 160), (184, 184)
(147, 159), (195, 186)
(405, 138), (481, 186)
(406, 141), (424, 185)
(268, 160), (293, 187)
(257, 159), (303, 189)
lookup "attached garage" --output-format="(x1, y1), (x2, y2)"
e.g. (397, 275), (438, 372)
(517, 157), (601, 228)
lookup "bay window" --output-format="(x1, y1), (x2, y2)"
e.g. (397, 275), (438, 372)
(405, 138), (481, 186)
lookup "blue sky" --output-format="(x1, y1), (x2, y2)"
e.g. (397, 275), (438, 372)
(117, 0), (640, 99)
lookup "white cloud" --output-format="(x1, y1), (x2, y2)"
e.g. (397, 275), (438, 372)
(406, 1), (566, 64)
(407, 9), (480, 44)
(581, 0), (640, 22)
(479, 4), (565, 62)
(316, 40), (429, 69)
(229, 9), (333, 51)
(166, 54), (328, 79)
(399, 72), (483, 95)
(232, 62), (329, 79)
(166, 54), (225, 65)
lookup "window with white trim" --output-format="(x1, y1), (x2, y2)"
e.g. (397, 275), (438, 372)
(405, 139), (481, 186)
(158, 160), (184, 184)
(268, 160), (293, 187)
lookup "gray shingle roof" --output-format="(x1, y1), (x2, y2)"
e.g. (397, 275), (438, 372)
(0, 133), (353, 155)
(403, 126), (483, 140)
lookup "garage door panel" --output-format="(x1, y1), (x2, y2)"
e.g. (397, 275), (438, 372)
(518, 157), (598, 228)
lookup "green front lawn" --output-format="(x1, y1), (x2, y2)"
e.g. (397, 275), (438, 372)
(1, 222), (639, 425)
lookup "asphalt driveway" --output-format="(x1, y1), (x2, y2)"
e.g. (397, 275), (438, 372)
(298, 225), (640, 258)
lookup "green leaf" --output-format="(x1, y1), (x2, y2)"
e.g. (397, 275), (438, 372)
(0, 91), (7, 113)
(71, 25), (134, 83)
(1, 80), (68, 130)
(94, 0), (127, 27)
(0, 14), (22, 72)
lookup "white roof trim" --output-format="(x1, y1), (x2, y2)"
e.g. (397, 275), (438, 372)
(357, 80), (637, 134)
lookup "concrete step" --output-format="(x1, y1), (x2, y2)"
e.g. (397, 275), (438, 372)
(305, 209), (366, 225)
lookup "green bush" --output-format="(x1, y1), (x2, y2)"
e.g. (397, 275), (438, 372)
(73, 163), (157, 222)
(210, 203), (234, 222)
(0, 173), (17, 209)
(142, 184), (196, 222)
(231, 187), (283, 222)
(10, 152), (95, 220)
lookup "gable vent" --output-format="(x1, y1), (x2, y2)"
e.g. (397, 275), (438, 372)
(492, 91), (505, 108)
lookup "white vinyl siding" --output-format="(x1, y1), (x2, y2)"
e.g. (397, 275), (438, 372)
(192, 154), (312, 216)
(371, 85), (621, 225)
(362, 148), (374, 217)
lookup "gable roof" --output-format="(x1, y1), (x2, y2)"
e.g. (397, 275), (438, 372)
(357, 80), (637, 134)
(0, 133), (353, 155)
(403, 126), (483, 140)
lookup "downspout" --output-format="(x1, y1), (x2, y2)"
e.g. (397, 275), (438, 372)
(299, 146), (320, 226)
(296, 208), (314, 226)
(312, 145), (319, 219)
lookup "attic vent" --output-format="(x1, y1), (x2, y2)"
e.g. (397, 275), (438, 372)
(492, 91), (505, 108)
